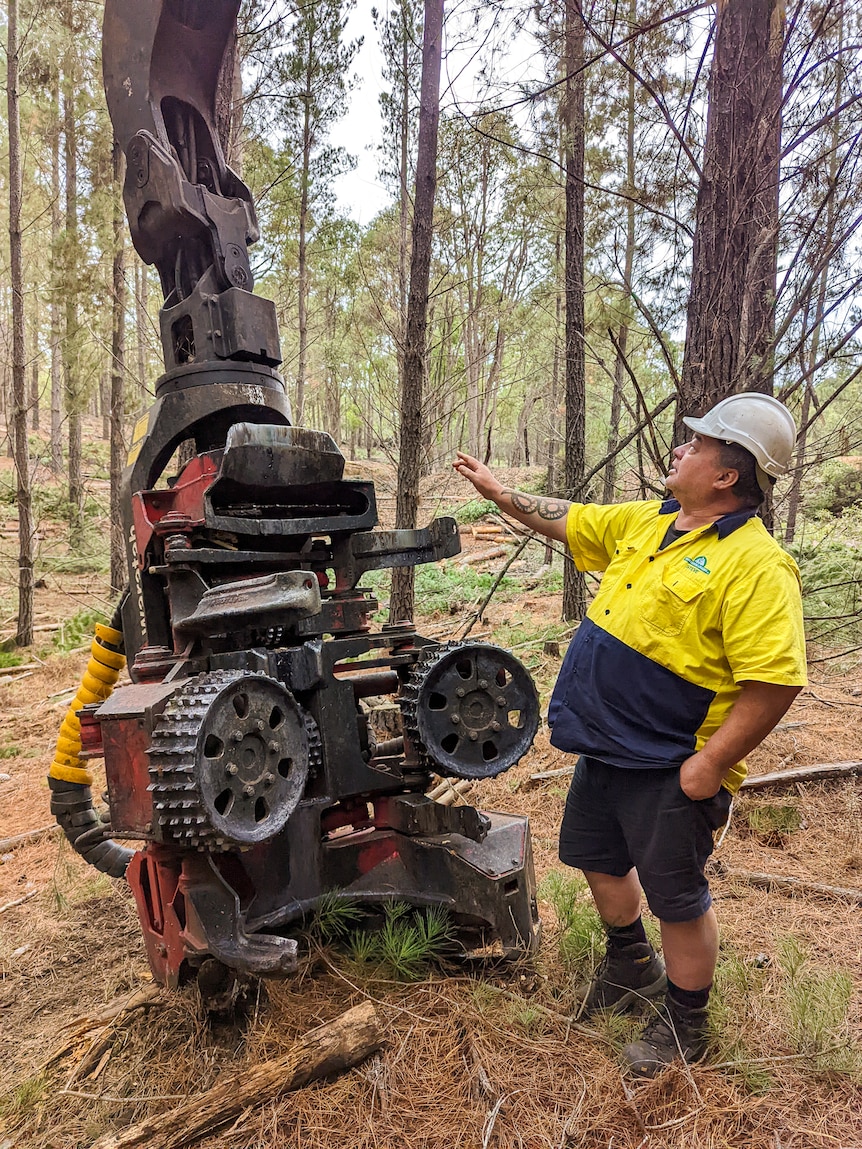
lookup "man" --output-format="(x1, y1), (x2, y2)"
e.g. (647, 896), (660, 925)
(453, 392), (806, 1077)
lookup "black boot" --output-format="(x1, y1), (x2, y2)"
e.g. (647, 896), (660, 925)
(621, 996), (710, 1077)
(577, 941), (667, 1018)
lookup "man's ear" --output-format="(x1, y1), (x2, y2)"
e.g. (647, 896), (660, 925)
(713, 467), (739, 492)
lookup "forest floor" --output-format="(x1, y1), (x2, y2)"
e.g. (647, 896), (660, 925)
(1, 448), (862, 1148)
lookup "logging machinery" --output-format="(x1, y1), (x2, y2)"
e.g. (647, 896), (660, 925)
(48, 0), (541, 994)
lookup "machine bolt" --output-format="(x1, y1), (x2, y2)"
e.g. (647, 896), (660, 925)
(227, 764), (238, 776)
(451, 714), (461, 724)
(243, 785), (255, 797)
(268, 741), (279, 753)
(496, 696), (506, 707)
(231, 731), (243, 743)
(263, 773), (275, 785)
(478, 679), (489, 690)
(455, 687), (465, 698)
(491, 721), (501, 732)
(469, 731), (479, 741)
(256, 720), (265, 731)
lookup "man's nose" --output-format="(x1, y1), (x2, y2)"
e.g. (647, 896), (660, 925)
(672, 443), (686, 461)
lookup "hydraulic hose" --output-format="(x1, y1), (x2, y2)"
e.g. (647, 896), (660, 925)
(48, 599), (134, 878)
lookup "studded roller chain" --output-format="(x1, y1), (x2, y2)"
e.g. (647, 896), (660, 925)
(148, 669), (320, 850)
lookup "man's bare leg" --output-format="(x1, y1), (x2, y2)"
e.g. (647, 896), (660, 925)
(582, 868), (642, 926)
(660, 908), (718, 990)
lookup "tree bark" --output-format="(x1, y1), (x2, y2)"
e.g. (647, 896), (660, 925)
(390, 0), (444, 623)
(63, 0), (83, 528)
(562, 0), (586, 622)
(50, 70), (63, 475)
(677, 0), (785, 442)
(89, 1001), (383, 1149)
(7, 0), (33, 647)
(602, 0), (636, 504)
(110, 141), (127, 594)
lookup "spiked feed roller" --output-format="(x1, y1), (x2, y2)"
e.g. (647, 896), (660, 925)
(49, 0), (542, 994)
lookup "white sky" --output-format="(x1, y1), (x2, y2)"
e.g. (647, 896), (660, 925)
(328, 1), (545, 225)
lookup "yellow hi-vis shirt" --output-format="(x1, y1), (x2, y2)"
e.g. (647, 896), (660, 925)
(547, 498), (807, 794)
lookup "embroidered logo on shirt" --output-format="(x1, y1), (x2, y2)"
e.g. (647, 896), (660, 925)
(684, 555), (711, 574)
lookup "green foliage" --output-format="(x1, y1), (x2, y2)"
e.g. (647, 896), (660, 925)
(806, 460), (862, 516)
(309, 891), (366, 943)
(453, 498), (499, 524)
(364, 562), (521, 621)
(52, 608), (109, 653)
(342, 901), (456, 981)
(776, 936), (858, 1072)
(790, 536), (862, 648)
(537, 870), (603, 976)
(0, 745), (20, 759)
(0, 651), (24, 668)
(744, 802), (802, 846)
(0, 1072), (48, 1120)
(710, 950), (774, 1093)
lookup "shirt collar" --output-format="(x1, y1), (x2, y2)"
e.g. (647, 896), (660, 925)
(658, 498), (757, 539)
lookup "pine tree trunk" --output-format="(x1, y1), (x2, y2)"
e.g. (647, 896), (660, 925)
(562, 0), (586, 623)
(29, 296), (39, 432)
(110, 141), (127, 594)
(677, 0), (785, 442)
(390, 0), (443, 624)
(63, 0), (83, 529)
(8, 0), (33, 647)
(50, 71), (63, 475)
(602, 0), (636, 503)
(295, 50), (313, 428)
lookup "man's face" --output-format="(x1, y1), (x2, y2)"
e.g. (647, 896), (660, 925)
(665, 433), (729, 501)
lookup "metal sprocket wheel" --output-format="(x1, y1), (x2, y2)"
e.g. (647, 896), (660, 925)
(149, 671), (314, 849)
(402, 643), (539, 780)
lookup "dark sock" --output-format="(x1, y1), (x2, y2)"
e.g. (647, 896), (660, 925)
(667, 978), (711, 1011)
(606, 916), (648, 949)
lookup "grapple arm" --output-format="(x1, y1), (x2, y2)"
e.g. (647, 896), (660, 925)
(103, 0), (280, 371)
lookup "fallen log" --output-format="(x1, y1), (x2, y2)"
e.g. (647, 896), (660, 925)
(720, 868), (862, 906)
(460, 546), (508, 567)
(741, 760), (862, 791)
(88, 1000), (384, 1149)
(0, 824), (58, 853)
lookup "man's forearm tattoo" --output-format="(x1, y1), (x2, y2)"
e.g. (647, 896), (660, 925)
(502, 489), (570, 520)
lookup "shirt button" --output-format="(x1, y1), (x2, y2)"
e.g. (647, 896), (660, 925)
(626, 583), (632, 589)
(605, 609), (610, 615)
(649, 556), (655, 562)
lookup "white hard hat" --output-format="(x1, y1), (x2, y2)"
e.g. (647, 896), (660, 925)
(683, 392), (796, 490)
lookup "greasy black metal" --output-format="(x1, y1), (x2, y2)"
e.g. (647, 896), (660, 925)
(98, 0), (542, 982)
(401, 643), (540, 781)
(148, 671), (316, 849)
(173, 571), (322, 637)
(48, 777), (133, 879)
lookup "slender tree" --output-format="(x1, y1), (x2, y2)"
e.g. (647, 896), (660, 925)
(390, 0), (444, 623)
(109, 141), (126, 592)
(562, 0), (586, 621)
(7, 0), (34, 646)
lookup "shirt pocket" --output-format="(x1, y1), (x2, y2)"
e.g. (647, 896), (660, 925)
(641, 565), (706, 637)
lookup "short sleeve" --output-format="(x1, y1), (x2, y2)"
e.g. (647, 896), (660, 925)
(720, 558), (807, 686)
(565, 501), (651, 572)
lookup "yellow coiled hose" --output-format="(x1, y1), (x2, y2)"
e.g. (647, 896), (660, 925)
(49, 623), (125, 786)
(48, 619), (133, 878)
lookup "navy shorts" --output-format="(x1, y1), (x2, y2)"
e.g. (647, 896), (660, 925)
(558, 756), (732, 923)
